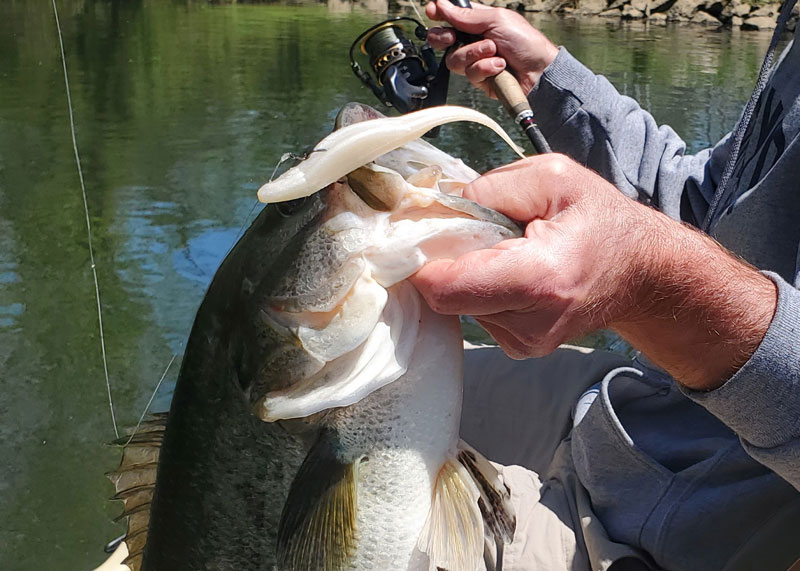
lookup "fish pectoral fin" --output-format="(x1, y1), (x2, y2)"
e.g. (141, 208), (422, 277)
(418, 457), (484, 571)
(278, 430), (359, 571)
(457, 440), (516, 545)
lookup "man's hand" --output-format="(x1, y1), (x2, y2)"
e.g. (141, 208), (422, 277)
(425, 0), (559, 97)
(410, 155), (777, 390)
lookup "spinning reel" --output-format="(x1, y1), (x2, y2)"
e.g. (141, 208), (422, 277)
(349, 4), (551, 154)
(349, 17), (452, 115)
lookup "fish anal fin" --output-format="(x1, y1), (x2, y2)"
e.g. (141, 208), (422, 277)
(457, 440), (516, 544)
(277, 430), (358, 571)
(418, 457), (483, 571)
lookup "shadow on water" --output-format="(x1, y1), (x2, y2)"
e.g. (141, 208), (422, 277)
(0, 1), (777, 568)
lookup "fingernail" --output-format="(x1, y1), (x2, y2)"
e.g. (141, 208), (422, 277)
(492, 59), (505, 70)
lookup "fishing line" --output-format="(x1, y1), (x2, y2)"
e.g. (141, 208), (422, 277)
(228, 151), (297, 255)
(51, 0), (119, 439)
(123, 353), (177, 447)
(407, 0), (428, 25)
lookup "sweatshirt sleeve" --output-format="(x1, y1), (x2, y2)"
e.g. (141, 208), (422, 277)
(527, 47), (730, 226)
(681, 273), (800, 490)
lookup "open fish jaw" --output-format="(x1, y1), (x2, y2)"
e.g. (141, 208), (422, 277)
(102, 104), (518, 571)
(255, 114), (522, 421)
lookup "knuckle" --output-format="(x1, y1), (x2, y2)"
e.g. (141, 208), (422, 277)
(445, 50), (465, 73)
(543, 153), (572, 179)
(464, 64), (484, 84)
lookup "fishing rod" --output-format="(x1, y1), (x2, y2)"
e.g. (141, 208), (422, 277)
(349, 1), (551, 154)
(451, 0), (552, 154)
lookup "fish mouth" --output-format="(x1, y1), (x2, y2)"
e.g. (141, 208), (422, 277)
(248, 104), (523, 422)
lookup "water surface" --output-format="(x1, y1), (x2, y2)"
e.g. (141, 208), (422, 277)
(0, 2), (778, 568)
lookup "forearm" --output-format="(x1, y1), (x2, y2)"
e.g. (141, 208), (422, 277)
(610, 205), (777, 391)
(527, 49), (728, 224)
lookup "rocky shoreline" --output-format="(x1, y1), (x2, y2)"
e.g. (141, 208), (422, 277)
(480, 0), (799, 30)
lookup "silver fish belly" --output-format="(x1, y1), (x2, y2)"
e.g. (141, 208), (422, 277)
(101, 103), (519, 571)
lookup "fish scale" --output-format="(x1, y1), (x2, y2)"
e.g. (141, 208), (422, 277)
(98, 104), (520, 571)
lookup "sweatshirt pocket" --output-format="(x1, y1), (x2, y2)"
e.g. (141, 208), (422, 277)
(571, 366), (677, 549)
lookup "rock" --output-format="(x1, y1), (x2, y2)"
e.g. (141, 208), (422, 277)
(649, 11), (668, 23)
(622, 4), (646, 17)
(666, 0), (702, 21)
(719, 0), (748, 22)
(741, 15), (778, 29)
(731, 1), (751, 17)
(521, 0), (549, 11)
(691, 10), (722, 25)
(575, 0), (609, 14)
(606, 0), (626, 10)
(599, 7), (622, 16)
(749, 3), (780, 18)
(731, 14), (743, 26)
(521, 0), (572, 12)
(630, 0), (649, 13)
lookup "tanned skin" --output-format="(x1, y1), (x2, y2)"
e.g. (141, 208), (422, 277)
(412, 1), (777, 391)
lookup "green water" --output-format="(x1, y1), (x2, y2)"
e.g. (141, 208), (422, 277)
(0, 1), (779, 568)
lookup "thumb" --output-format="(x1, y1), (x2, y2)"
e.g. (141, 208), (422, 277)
(428, 0), (495, 35)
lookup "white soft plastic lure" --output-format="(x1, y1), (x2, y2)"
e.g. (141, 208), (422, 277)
(257, 105), (525, 203)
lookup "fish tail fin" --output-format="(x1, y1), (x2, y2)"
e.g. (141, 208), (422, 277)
(418, 441), (516, 571)
(96, 412), (167, 571)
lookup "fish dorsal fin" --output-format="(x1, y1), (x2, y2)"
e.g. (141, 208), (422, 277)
(95, 413), (167, 571)
(277, 429), (359, 571)
(418, 442), (516, 571)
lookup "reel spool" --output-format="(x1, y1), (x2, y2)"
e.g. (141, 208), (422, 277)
(349, 18), (450, 114)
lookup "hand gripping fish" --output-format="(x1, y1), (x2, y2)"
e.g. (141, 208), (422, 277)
(99, 104), (523, 571)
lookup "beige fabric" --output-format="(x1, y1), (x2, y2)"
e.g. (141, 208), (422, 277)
(490, 463), (588, 571)
(461, 344), (650, 571)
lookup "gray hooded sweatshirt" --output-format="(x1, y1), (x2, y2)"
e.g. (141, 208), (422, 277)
(525, 16), (800, 571)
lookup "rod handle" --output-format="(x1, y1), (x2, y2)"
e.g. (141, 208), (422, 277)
(488, 70), (531, 119)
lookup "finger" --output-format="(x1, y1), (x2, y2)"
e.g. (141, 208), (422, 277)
(427, 0), (497, 34)
(426, 26), (456, 50)
(475, 320), (532, 360)
(477, 308), (563, 356)
(465, 58), (506, 93)
(462, 158), (549, 222)
(410, 248), (533, 316)
(445, 39), (497, 76)
(462, 154), (578, 222)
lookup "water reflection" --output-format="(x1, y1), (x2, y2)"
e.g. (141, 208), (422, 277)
(0, 1), (779, 568)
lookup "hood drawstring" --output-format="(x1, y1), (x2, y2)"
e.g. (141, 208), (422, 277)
(702, 0), (798, 233)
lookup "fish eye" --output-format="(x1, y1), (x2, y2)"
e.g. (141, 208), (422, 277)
(276, 197), (307, 218)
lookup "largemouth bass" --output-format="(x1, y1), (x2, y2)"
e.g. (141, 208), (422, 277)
(99, 104), (522, 571)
